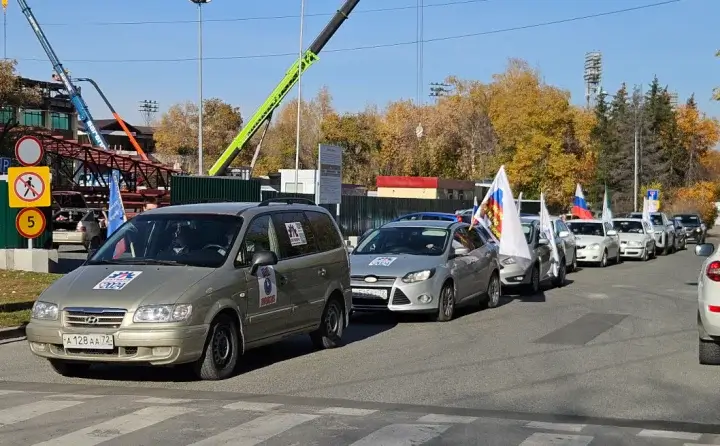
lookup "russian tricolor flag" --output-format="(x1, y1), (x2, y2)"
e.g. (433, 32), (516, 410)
(572, 184), (593, 219)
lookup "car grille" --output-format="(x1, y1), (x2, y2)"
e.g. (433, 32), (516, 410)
(64, 307), (127, 329)
(392, 289), (411, 305)
(350, 275), (396, 286)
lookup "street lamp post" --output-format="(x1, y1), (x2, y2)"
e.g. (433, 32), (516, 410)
(190, 0), (210, 175)
(293, 0), (305, 194)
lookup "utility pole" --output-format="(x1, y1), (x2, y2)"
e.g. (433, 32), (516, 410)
(429, 82), (453, 100)
(293, 0), (305, 194)
(190, 0), (210, 175)
(138, 100), (159, 126)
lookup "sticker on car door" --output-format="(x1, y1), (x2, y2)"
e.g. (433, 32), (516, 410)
(257, 265), (277, 307)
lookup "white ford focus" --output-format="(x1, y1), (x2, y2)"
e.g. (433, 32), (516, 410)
(694, 242), (720, 364)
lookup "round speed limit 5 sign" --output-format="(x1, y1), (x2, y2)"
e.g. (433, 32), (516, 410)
(16, 207), (47, 239)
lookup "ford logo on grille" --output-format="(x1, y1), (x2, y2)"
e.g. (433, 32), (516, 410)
(84, 316), (99, 324)
(364, 276), (378, 283)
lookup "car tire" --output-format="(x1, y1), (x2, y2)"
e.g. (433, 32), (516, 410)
(310, 298), (345, 349)
(552, 260), (566, 288)
(615, 249), (621, 264)
(484, 272), (501, 308)
(662, 241), (670, 255)
(49, 359), (90, 377)
(195, 314), (239, 381)
(568, 250), (577, 273)
(599, 250), (608, 268)
(435, 282), (456, 322)
(641, 248), (648, 262)
(699, 338), (720, 365)
(523, 264), (541, 295)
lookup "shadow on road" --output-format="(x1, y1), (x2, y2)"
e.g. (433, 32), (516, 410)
(75, 317), (397, 382)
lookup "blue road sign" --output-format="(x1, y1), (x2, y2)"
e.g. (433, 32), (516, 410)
(646, 189), (659, 201)
(0, 157), (10, 175)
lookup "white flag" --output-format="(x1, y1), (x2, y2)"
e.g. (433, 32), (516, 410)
(601, 185), (613, 227)
(516, 192), (523, 215)
(642, 197), (652, 227)
(472, 166), (531, 260)
(540, 192), (560, 277)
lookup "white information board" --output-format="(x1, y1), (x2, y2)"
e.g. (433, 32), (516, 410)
(316, 144), (342, 205)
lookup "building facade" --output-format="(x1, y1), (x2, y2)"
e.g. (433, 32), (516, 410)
(376, 176), (477, 200)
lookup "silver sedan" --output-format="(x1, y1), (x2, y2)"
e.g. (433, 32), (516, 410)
(350, 220), (500, 322)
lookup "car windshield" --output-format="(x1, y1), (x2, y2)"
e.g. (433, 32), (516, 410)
(354, 226), (449, 256)
(567, 222), (604, 236)
(88, 213), (243, 268)
(613, 220), (644, 234)
(675, 214), (700, 225)
(521, 223), (533, 244)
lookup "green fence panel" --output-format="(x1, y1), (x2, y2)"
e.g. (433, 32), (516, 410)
(0, 181), (52, 249)
(170, 175), (262, 205)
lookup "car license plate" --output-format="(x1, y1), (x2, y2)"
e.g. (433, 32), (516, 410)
(62, 334), (114, 350)
(352, 288), (388, 299)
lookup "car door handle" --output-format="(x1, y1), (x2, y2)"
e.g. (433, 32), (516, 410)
(318, 268), (326, 277)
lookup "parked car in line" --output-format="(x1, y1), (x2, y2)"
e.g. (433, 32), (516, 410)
(627, 212), (677, 255)
(694, 242), (720, 364)
(350, 220), (500, 321)
(52, 208), (106, 251)
(612, 218), (656, 261)
(27, 198), (351, 381)
(566, 219), (620, 267)
(674, 213), (706, 244)
(500, 218), (566, 295)
(671, 218), (688, 251)
(523, 215), (578, 273)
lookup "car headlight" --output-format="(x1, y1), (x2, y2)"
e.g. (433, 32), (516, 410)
(696, 228), (702, 233)
(133, 304), (193, 323)
(502, 257), (516, 265)
(31, 301), (58, 321)
(588, 243), (600, 250)
(402, 269), (435, 283)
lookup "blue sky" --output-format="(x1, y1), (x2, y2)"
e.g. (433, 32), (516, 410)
(4, 0), (719, 125)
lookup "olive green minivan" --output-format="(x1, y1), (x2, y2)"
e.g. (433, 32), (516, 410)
(26, 198), (351, 380)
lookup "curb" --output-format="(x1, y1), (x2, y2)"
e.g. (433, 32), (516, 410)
(0, 325), (26, 343)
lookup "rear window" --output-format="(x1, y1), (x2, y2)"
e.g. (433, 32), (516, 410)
(674, 214), (700, 224)
(305, 210), (342, 252)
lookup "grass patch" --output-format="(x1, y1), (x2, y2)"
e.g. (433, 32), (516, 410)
(0, 270), (62, 328)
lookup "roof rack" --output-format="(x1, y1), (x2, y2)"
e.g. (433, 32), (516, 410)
(258, 197), (316, 207)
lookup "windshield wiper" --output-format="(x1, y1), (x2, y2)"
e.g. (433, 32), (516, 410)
(91, 258), (181, 266)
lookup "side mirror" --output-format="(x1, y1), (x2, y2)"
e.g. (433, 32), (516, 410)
(453, 247), (470, 257)
(249, 250), (278, 276)
(538, 238), (549, 246)
(558, 231), (569, 238)
(695, 243), (715, 257)
(606, 230), (618, 236)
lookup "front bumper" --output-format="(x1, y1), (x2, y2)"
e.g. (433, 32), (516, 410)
(619, 243), (646, 258)
(500, 263), (529, 287)
(685, 229), (704, 242)
(26, 321), (208, 366)
(350, 276), (441, 313)
(576, 247), (603, 263)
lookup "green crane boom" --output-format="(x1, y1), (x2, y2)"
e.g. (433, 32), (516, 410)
(208, 0), (360, 176)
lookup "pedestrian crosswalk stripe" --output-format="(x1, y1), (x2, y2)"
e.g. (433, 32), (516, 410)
(637, 429), (703, 440)
(525, 421), (587, 432)
(348, 423), (451, 446)
(187, 412), (320, 446)
(0, 400), (83, 427)
(30, 405), (194, 446)
(316, 407), (377, 416)
(416, 414), (478, 424)
(519, 433), (594, 446)
(222, 401), (283, 412)
(136, 397), (195, 404)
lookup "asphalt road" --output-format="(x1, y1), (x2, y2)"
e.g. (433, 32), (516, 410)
(1, 241), (717, 445)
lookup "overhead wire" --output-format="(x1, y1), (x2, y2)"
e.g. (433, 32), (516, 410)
(39, 0), (491, 26)
(15, 0), (680, 64)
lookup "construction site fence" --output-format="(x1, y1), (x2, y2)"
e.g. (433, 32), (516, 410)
(170, 176), (474, 237)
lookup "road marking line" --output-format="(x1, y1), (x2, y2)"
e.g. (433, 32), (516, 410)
(187, 412), (319, 446)
(0, 390), (23, 396)
(519, 433), (594, 446)
(45, 394), (103, 400)
(637, 429), (702, 440)
(222, 401), (283, 412)
(348, 423), (451, 446)
(0, 400), (83, 427)
(136, 397), (194, 404)
(30, 405), (193, 446)
(417, 414), (478, 424)
(525, 421), (586, 432)
(316, 407), (377, 416)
